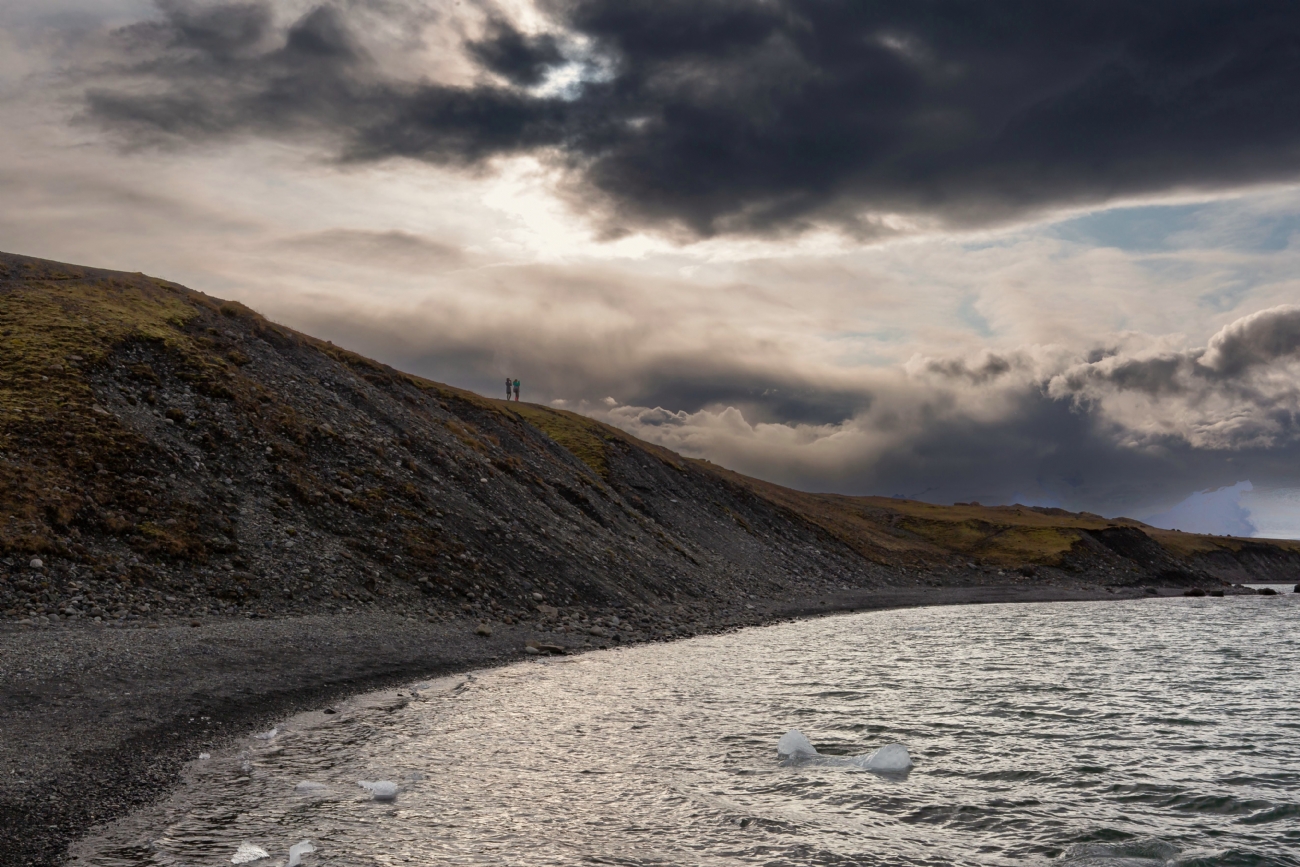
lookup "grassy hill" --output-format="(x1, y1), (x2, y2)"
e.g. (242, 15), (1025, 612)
(1, 251), (1295, 627)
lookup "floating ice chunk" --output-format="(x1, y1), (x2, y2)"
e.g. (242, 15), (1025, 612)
(252, 728), (278, 740)
(857, 743), (913, 773)
(358, 780), (398, 801)
(198, 753), (211, 760)
(294, 782), (328, 794)
(776, 729), (912, 774)
(231, 842), (269, 864)
(287, 840), (315, 867)
(776, 729), (818, 760)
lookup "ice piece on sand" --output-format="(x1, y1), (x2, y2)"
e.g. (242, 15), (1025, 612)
(287, 840), (316, 867)
(358, 780), (399, 801)
(859, 743), (913, 772)
(777, 729), (818, 760)
(252, 728), (278, 740)
(231, 843), (269, 864)
(294, 782), (328, 794)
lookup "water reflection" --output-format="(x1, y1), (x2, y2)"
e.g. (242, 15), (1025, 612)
(73, 595), (1300, 866)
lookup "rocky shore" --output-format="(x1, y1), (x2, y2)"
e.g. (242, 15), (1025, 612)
(5, 579), (1283, 867)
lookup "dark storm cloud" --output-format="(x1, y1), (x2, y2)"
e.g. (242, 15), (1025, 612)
(466, 17), (564, 86)
(125, 0), (274, 58)
(851, 396), (1300, 517)
(82, 0), (1300, 236)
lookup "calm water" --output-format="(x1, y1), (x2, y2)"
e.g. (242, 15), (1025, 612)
(74, 596), (1299, 867)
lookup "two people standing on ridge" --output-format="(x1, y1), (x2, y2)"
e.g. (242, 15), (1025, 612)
(504, 378), (520, 401)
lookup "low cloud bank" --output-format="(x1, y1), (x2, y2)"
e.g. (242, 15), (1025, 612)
(545, 305), (1300, 520)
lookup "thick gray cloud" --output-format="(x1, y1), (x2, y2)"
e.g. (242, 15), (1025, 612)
(79, 0), (1300, 237)
(1200, 305), (1300, 376)
(1047, 305), (1300, 448)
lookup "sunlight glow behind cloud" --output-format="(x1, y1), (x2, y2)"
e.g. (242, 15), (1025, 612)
(4, 0), (1300, 534)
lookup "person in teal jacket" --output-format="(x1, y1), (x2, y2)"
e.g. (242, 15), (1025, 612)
(513, 379), (520, 401)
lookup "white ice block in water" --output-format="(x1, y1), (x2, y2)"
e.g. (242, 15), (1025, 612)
(294, 781), (328, 794)
(231, 843), (269, 864)
(777, 729), (912, 773)
(286, 840), (315, 867)
(358, 780), (399, 801)
(776, 729), (818, 760)
(856, 743), (913, 772)
(252, 728), (278, 741)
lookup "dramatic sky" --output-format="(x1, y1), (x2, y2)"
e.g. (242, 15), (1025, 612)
(5, 1), (1300, 536)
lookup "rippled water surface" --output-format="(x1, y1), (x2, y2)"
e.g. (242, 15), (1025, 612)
(75, 596), (1300, 866)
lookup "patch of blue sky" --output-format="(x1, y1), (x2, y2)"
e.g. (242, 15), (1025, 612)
(1049, 202), (1206, 252)
(1048, 196), (1300, 254)
(956, 295), (993, 337)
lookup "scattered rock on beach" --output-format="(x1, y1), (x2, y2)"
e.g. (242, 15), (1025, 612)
(475, 622), (492, 637)
(1183, 588), (1206, 597)
(1258, 587), (1277, 595)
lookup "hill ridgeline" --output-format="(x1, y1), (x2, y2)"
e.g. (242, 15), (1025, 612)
(1, 251), (1295, 630)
